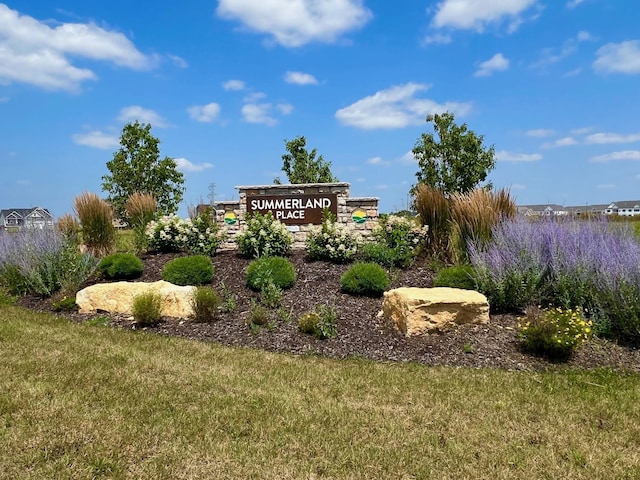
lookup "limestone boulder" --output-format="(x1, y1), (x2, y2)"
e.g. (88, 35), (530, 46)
(380, 287), (489, 336)
(76, 280), (196, 318)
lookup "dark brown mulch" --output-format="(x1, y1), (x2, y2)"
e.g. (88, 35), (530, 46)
(16, 250), (640, 372)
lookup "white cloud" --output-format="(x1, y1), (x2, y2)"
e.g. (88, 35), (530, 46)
(525, 128), (555, 138)
(594, 40), (640, 74)
(510, 184), (526, 190)
(474, 53), (509, 77)
(168, 54), (188, 68)
(216, 0), (372, 47)
(118, 106), (169, 128)
(72, 130), (119, 150)
(542, 137), (578, 148)
(531, 32), (592, 70)
(188, 103), (221, 122)
(242, 103), (278, 126)
(577, 30), (593, 42)
(597, 183), (616, 189)
(175, 158), (213, 172)
(284, 71), (318, 85)
(0, 4), (154, 91)
(335, 82), (472, 130)
(495, 150), (542, 162)
(366, 156), (391, 166)
(223, 79), (245, 91)
(585, 132), (640, 144)
(243, 92), (267, 102)
(431, 0), (538, 32)
(590, 150), (640, 162)
(567, 0), (585, 8)
(16, 179), (31, 186)
(399, 151), (416, 164)
(276, 103), (294, 115)
(570, 126), (594, 135)
(423, 33), (452, 45)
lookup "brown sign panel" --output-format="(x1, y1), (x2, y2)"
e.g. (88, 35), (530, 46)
(246, 194), (338, 225)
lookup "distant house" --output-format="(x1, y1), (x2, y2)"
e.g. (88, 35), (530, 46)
(516, 204), (568, 217)
(603, 201), (640, 217)
(565, 204), (608, 216)
(0, 207), (54, 230)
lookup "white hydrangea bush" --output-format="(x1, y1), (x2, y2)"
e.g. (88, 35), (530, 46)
(145, 214), (227, 255)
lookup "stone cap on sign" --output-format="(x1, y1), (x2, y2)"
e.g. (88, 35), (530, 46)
(235, 182), (351, 190)
(346, 196), (379, 202)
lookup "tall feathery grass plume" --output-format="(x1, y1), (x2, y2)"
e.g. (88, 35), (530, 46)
(73, 192), (116, 257)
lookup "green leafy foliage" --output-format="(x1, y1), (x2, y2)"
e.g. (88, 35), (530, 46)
(433, 265), (477, 290)
(412, 112), (495, 196)
(191, 286), (221, 323)
(102, 121), (185, 221)
(259, 281), (283, 309)
(518, 306), (592, 361)
(246, 256), (296, 291)
(298, 303), (338, 339)
(274, 135), (338, 184)
(236, 212), (293, 258)
(340, 262), (389, 297)
(52, 296), (78, 312)
(359, 215), (428, 268)
(97, 253), (143, 280)
(132, 291), (162, 326)
(248, 299), (270, 327)
(161, 255), (214, 286)
(306, 211), (359, 263)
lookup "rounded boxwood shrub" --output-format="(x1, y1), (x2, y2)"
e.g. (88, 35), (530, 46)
(433, 264), (477, 290)
(161, 255), (214, 286)
(97, 253), (143, 280)
(246, 256), (296, 291)
(340, 262), (389, 297)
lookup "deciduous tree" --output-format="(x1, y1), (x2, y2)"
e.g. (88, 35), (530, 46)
(412, 112), (495, 196)
(274, 136), (338, 184)
(102, 122), (185, 221)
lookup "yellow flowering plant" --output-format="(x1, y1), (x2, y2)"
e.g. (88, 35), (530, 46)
(517, 306), (592, 361)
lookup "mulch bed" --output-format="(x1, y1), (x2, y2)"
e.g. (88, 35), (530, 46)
(17, 250), (640, 372)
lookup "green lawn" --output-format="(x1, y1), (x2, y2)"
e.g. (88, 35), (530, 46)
(1, 305), (639, 479)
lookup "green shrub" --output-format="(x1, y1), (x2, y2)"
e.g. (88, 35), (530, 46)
(359, 215), (428, 268)
(306, 211), (359, 263)
(52, 296), (78, 312)
(161, 255), (214, 286)
(236, 211), (293, 258)
(132, 291), (162, 326)
(246, 256), (296, 291)
(248, 299), (270, 327)
(358, 242), (411, 269)
(433, 265), (477, 290)
(97, 253), (143, 280)
(517, 306), (592, 361)
(298, 311), (321, 335)
(340, 262), (389, 297)
(0, 286), (16, 306)
(259, 281), (283, 309)
(191, 286), (221, 323)
(146, 214), (226, 255)
(73, 191), (116, 257)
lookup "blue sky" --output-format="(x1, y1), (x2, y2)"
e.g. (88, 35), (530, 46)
(1, 0), (639, 218)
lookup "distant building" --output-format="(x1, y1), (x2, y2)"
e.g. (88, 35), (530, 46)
(603, 201), (640, 217)
(516, 204), (568, 217)
(565, 204), (608, 216)
(0, 207), (54, 230)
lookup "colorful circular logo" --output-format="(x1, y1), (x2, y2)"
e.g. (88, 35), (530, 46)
(352, 209), (367, 224)
(224, 212), (237, 225)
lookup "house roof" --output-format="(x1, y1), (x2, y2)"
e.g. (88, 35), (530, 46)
(606, 200), (640, 209)
(517, 204), (567, 212)
(0, 207), (52, 219)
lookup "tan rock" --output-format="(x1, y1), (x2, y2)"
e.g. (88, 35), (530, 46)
(76, 280), (196, 318)
(381, 287), (489, 336)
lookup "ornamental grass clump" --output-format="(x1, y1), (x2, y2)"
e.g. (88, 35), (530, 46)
(73, 191), (116, 257)
(235, 212), (293, 258)
(132, 291), (162, 326)
(191, 286), (221, 323)
(518, 306), (592, 361)
(125, 192), (157, 253)
(306, 211), (358, 263)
